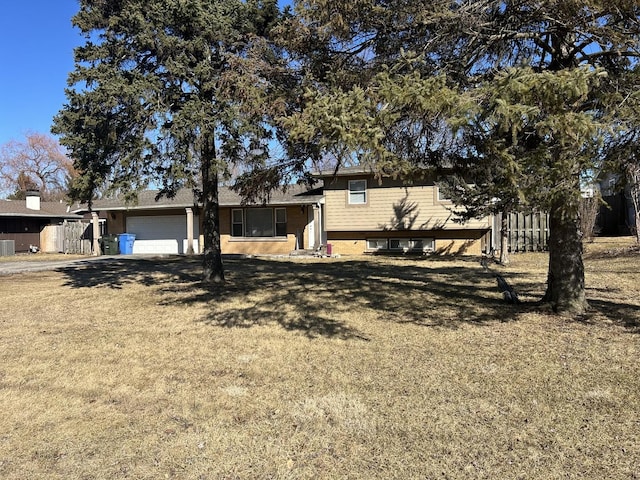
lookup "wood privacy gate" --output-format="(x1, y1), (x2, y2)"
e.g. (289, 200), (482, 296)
(493, 212), (550, 253)
(41, 221), (93, 254)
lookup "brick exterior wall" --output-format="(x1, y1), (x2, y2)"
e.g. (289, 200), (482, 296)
(326, 231), (485, 256)
(220, 235), (296, 255)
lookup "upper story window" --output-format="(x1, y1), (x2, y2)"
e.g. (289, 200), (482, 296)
(437, 186), (451, 202)
(348, 179), (367, 204)
(436, 176), (457, 202)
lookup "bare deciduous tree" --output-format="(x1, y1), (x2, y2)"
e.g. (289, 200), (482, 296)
(0, 132), (76, 201)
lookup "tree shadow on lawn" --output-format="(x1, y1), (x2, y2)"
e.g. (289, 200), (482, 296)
(59, 255), (537, 339)
(581, 298), (640, 332)
(58, 256), (202, 290)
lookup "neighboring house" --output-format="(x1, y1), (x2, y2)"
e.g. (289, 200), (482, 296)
(597, 173), (636, 236)
(0, 191), (84, 253)
(315, 167), (491, 256)
(74, 185), (324, 255)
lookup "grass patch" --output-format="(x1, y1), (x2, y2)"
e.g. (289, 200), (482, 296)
(0, 241), (638, 479)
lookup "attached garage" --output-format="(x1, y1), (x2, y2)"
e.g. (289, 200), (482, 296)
(126, 214), (199, 254)
(79, 186), (323, 256)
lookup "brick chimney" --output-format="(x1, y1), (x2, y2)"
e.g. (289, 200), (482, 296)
(26, 190), (41, 211)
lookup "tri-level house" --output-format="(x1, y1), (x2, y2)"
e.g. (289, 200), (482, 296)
(73, 167), (492, 256)
(315, 166), (491, 256)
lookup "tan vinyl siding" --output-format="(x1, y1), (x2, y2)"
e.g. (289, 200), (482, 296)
(324, 177), (489, 231)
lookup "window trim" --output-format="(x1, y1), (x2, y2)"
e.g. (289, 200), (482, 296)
(348, 179), (367, 205)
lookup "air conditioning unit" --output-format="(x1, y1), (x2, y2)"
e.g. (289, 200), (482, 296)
(0, 240), (16, 256)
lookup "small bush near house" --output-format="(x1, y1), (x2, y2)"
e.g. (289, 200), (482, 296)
(0, 238), (638, 479)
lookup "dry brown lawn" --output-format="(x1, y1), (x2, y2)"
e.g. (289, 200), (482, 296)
(0, 238), (638, 479)
(0, 253), (86, 263)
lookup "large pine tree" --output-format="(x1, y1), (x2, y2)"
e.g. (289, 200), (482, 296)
(53, 0), (287, 283)
(286, 0), (640, 314)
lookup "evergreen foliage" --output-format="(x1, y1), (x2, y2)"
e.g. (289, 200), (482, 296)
(53, 0), (289, 283)
(286, 0), (640, 313)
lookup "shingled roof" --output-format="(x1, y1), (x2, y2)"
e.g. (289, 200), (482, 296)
(0, 199), (82, 219)
(71, 184), (324, 213)
(314, 165), (375, 177)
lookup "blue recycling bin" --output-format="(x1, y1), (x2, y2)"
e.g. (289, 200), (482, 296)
(118, 233), (136, 255)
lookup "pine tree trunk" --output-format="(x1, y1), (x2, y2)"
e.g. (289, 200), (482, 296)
(542, 200), (587, 314)
(627, 165), (640, 244)
(201, 134), (225, 284)
(499, 211), (510, 265)
(631, 191), (640, 244)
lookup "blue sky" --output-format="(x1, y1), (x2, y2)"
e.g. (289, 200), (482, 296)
(0, 1), (294, 148)
(0, 1), (83, 146)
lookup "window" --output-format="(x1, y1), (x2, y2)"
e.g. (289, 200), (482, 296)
(389, 238), (411, 250)
(411, 239), (424, 251)
(246, 208), (274, 237)
(437, 186), (451, 202)
(232, 209), (244, 237)
(411, 238), (434, 252)
(366, 238), (388, 251)
(367, 237), (434, 252)
(275, 208), (287, 236)
(231, 207), (287, 238)
(348, 179), (367, 204)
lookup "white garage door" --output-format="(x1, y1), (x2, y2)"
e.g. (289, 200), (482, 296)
(126, 215), (199, 254)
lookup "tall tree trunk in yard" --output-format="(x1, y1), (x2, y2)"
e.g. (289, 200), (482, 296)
(543, 199), (587, 314)
(632, 194), (640, 245)
(201, 134), (225, 284)
(499, 211), (510, 265)
(627, 164), (640, 244)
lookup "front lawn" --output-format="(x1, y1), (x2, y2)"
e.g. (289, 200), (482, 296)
(0, 240), (638, 479)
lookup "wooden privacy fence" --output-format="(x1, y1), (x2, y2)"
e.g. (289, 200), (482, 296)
(41, 221), (92, 254)
(506, 212), (549, 252)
